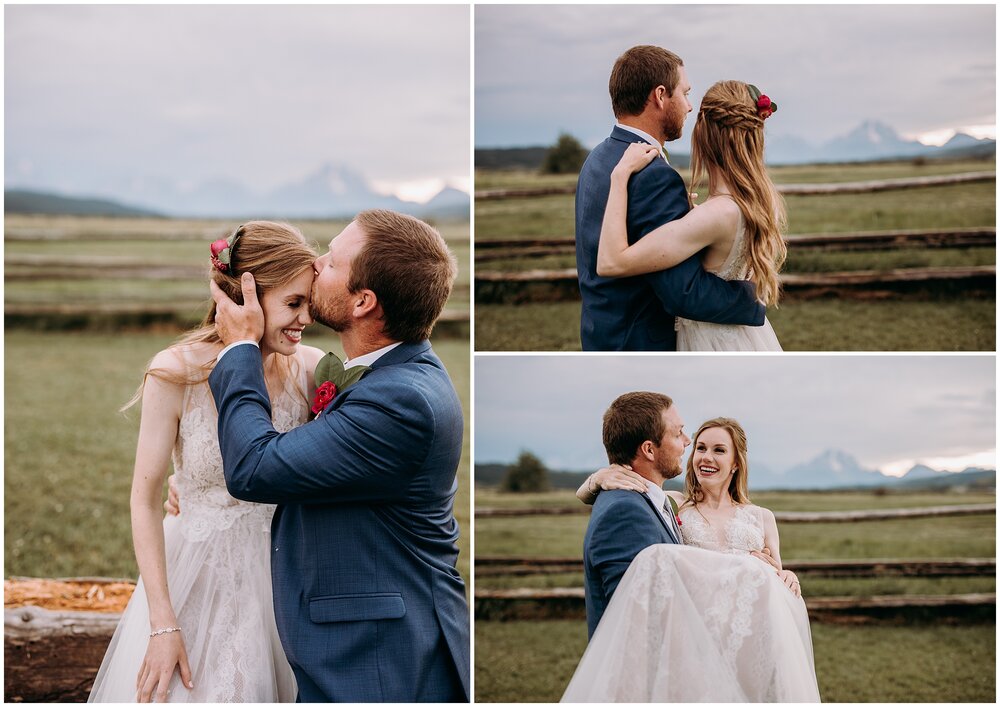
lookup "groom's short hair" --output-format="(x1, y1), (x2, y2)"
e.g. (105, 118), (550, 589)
(350, 209), (458, 342)
(603, 392), (674, 465)
(609, 45), (684, 119)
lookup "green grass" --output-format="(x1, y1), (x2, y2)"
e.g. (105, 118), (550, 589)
(4, 331), (471, 583)
(474, 619), (996, 702)
(5, 215), (471, 310)
(474, 298), (996, 351)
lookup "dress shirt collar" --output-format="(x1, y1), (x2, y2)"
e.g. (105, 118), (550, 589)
(615, 123), (669, 163)
(344, 341), (402, 369)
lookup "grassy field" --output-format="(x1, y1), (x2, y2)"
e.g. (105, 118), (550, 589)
(474, 298), (996, 351)
(473, 159), (996, 351)
(475, 620), (996, 702)
(4, 331), (471, 584)
(473, 488), (996, 702)
(5, 215), (471, 310)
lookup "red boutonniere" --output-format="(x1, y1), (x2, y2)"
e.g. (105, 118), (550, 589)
(675, 514), (682, 526)
(311, 381), (337, 416)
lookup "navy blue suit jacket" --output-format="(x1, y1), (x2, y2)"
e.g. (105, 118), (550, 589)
(583, 490), (680, 638)
(575, 126), (765, 350)
(209, 341), (469, 702)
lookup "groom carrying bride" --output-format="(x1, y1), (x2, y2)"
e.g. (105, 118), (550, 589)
(566, 392), (819, 702)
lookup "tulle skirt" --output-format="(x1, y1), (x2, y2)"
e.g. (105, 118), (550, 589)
(677, 316), (783, 351)
(88, 512), (297, 702)
(562, 544), (819, 702)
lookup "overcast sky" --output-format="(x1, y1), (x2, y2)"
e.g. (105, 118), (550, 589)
(476, 4), (996, 150)
(5, 5), (470, 202)
(475, 356), (996, 476)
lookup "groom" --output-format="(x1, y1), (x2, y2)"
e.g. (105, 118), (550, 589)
(576, 45), (765, 350)
(583, 392), (688, 636)
(208, 210), (469, 702)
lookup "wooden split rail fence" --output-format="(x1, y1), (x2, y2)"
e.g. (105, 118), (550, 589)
(475, 172), (996, 303)
(475, 504), (996, 623)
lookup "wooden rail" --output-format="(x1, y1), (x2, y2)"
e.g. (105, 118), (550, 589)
(474, 587), (996, 623)
(475, 557), (997, 578)
(474, 227), (997, 262)
(474, 265), (996, 304)
(476, 503), (996, 520)
(474, 171), (996, 200)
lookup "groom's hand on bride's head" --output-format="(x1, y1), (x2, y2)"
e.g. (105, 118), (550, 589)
(210, 272), (265, 345)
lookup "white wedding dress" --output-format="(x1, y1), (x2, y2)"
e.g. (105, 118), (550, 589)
(562, 503), (819, 702)
(89, 354), (308, 702)
(676, 210), (783, 351)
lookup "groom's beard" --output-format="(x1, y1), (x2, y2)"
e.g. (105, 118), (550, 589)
(309, 294), (352, 333)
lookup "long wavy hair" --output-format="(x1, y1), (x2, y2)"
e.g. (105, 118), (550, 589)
(682, 417), (751, 509)
(123, 221), (316, 410)
(689, 80), (787, 307)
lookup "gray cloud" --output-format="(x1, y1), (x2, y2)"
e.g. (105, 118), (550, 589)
(475, 4), (995, 149)
(474, 356), (996, 472)
(5, 5), (469, 196)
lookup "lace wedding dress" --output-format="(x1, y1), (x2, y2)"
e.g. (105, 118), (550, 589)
(89, 354), (308, 702)
(561, 504), (819, 702)
(676, 209), (783, 351)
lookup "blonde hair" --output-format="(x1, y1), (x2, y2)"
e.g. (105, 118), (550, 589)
(682, 417), (751, 508)
(123, 221), (316, 410)
(689, 80), (787, 306)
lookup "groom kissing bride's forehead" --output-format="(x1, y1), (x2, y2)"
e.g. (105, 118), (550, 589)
(206, 209), (470, 702)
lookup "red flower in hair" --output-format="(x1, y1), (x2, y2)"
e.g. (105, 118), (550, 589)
(756, 94), (777, 120)
(210, 238), (231, 272)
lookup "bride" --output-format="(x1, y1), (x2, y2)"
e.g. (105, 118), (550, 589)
(563, 417), (820, 702)
(597, 80), (786, 351)
(89, 222), (325, 702)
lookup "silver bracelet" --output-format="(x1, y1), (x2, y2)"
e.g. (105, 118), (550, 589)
(149, 626), (182, 637)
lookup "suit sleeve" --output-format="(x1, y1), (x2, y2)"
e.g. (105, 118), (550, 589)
(589, 498), (660, 600)
(209, 344), (435, 505)
(630, 165), (766, 326)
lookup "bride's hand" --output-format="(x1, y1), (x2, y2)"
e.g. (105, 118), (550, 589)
(612, 143), (660, 179)
(137, 631), (193, 702)
(778, 569), (801, 598)
(591, 464), (648, 493)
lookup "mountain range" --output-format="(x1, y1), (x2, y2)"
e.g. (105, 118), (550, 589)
(475, 120), (996, 169)
(5, 162), (470, 220)
(765, 120), (996, 164)
(476, 449), (996, 492)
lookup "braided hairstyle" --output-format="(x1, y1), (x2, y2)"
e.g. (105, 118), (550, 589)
(689, 80), (787, 307)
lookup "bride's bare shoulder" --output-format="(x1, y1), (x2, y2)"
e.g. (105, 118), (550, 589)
(155, 340), (221, 373)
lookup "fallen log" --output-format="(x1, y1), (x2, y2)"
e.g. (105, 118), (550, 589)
(5, 605), (120, 702)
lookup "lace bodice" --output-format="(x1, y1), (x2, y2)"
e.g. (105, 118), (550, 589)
(172, 352), (310, 542)
(679, 504), (765, 555)
(708, 205), (749, 281)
